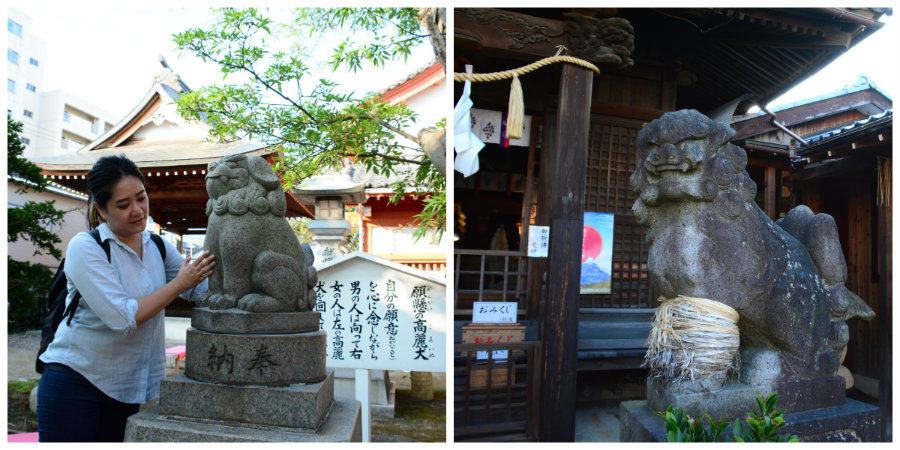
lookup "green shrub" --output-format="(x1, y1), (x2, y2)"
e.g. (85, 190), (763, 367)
(656, 406), (728, 442)
(657, 392), (800, 442)
(731, 392), (800, 442)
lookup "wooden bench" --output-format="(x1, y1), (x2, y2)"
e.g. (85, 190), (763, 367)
(577, 308), (655, 371)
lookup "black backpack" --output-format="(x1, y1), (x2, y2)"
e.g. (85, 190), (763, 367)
(35, 229), (167, 374)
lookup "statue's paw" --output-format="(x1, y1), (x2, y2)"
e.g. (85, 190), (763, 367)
(304, 288), (317, 311)
(238, 293), (284, 313)
(208, 293), (237, 310)
(194, 291), (212, 307)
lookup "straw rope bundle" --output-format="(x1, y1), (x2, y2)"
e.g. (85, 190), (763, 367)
(643, 296), (740, 385)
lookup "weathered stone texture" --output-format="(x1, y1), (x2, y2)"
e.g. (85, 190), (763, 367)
(185, 328), (326, 386)
(159, 372), (333, 430)
(191, 307), (320, 334)
(629, 109), (874, 390)
(198, 153), (317, 312)
(125, 400), (361, 442)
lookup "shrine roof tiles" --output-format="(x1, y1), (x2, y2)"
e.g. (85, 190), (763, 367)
(32, 141), (270, 173)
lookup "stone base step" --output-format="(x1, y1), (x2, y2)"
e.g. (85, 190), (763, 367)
(620, 398), (881, 442)
(159, 371), (334, 430)
(125, 399), (361, 442)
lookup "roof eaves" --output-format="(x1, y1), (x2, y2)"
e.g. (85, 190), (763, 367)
(378, 59), (440, 96)
(797, 109), (892, 156)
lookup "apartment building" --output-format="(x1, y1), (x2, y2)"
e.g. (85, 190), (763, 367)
(7, 9), (117, 159)
(7, 8), (47, 153)
(34, 89), (117, 158)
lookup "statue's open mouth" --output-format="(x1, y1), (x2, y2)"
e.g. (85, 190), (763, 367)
(646, 160), (698, 175)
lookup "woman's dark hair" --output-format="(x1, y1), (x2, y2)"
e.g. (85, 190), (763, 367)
(87, 155), (146, 228)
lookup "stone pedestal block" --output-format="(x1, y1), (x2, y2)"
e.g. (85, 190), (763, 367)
(159, 372), (334, 430)
(192, 307), (320, 334)
(621, 398), (881, 442)
(646, 375), (846, 420)
(185, 328), (326, 386)
(125, 399), (361, 442)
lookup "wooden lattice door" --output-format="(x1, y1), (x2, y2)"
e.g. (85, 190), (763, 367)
(582, 116), (655, 308)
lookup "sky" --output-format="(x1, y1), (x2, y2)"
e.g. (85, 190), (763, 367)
(7, 4), (436, 122)
(9, 5), (895, 124)
(766, 12), (896, 109)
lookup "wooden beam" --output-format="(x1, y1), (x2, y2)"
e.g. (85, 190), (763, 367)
(590, 101), (666, 122)
(455, 8), (567, 59)
(539, 64), (593, 442)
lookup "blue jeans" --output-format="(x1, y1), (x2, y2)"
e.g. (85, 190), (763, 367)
(37, 363), (140, 442)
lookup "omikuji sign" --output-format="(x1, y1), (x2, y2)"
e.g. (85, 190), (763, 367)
(315, 252), (446, 372)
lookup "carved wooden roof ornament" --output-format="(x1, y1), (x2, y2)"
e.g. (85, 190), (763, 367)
(458, 8), (565, 49)
(563, 13), (635, 67)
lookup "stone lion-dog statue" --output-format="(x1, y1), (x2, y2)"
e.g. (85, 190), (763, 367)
(629, 109), (873, 386)
(198, 153), (316, 312)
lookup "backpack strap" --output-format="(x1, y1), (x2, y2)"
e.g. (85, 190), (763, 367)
(88, 228), (112, 262)
(63, 230), (167, 326)
(150, 233), (167, 261)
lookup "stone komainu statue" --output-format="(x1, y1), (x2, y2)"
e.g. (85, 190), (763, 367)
(629, 109), (874, 385)
(198, 153), (316, 312)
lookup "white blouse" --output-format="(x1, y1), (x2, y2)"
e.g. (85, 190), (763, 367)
(40, 222), (206, 404)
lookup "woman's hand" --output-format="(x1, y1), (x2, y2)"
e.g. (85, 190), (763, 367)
(174, 251), (215, 291)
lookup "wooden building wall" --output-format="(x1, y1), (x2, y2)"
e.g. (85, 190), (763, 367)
(799, 170), (882, 379)
(580, 70), (675, 309)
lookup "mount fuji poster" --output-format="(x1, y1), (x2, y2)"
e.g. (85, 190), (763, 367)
(580, 212), (614, 294)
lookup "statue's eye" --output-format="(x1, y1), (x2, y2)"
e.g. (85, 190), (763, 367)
(209, 162), (218, 170)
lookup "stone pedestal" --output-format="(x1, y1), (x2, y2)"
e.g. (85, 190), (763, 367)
(645, 376), (846, 421)
(623, 375), (882, 442)
(621, 398), (881, 442)
(125, 308), (361, 442)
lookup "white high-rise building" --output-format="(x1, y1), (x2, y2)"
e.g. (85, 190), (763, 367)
(35, 89), (117, 158)
(7, 8), (117, 159)
(7, 8), (47, 153)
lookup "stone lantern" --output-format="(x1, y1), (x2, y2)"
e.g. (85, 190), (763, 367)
(292, 174), (365, 264)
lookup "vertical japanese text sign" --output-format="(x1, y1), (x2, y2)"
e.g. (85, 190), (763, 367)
(315, 252), (446, 372)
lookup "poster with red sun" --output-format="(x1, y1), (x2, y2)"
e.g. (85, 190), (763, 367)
(581, 212), (614, 294)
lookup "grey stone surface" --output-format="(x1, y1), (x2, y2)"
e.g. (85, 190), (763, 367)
(159, 371), (334, 430)
(646, 378), (762, 420)
(646, 376), (846, 419)
(620, 400), (666, 442)
(198, 153), (317, 312)
(125, 399), (361, 442)
(629, 109), (874, 391)
(621, 398), (881, 442)
(191, 307), (320, 334)
(780, 398), (881, 442)
(185, 328), (326, 386)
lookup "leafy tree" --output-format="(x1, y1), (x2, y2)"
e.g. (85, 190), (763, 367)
(173, 7), (446, 239)
(7, 118), (66, 331)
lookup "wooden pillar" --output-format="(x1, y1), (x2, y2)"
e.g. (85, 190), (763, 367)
(539, 64), (593, 442)
(877, 190), (891, 441)
(764, 167), (777, 220)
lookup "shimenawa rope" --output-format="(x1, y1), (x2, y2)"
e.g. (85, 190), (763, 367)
(453, 51), (600, 140)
